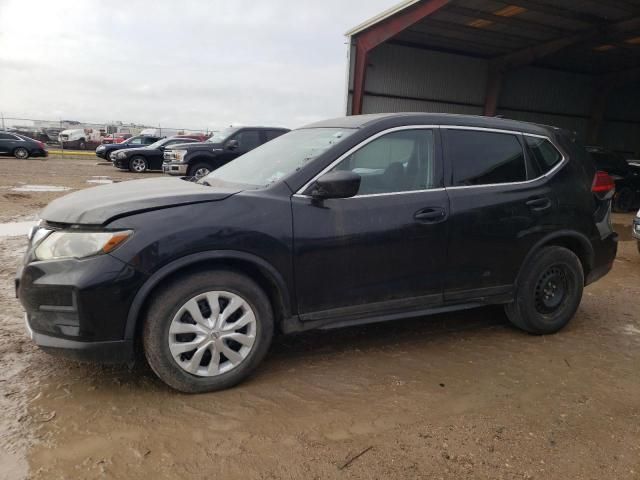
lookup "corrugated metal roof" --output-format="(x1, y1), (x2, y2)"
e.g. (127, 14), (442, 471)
(346, 0), (640, 74)
(345, 0), (421, 37)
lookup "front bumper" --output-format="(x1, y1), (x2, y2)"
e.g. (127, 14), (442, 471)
(95, 150), (109, 159)
(113, 157), (129, 169)
(163, 162), (188, 175)
(17, 252), (149, 363)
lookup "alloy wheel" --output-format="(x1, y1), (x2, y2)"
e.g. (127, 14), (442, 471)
(194, 167), (210, 179)
(14, 148), (28, 159)
(168, 291), (257, 377)
(131, 157), (147, 172)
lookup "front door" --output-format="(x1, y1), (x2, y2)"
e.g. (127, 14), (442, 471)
(292, 127), (450, 321)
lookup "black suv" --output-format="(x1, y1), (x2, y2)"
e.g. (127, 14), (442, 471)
(17, 113), (617, 393)
(163, 126), (289, 179)
(95, 135), (162, 160)
(586, 146), (640, 212)
(0, 131), (48, 159)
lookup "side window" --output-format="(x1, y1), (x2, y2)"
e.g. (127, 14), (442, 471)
(0, 133), (15, 140)
(129, 137), (144, 145)
(235, 130), (262, 150)
(265, 130), (286, 141)
(525, 136), (562, 178)
(142, 137), (158, 145)
(330, 129), (436, 195)
(446, 130), (526, 186)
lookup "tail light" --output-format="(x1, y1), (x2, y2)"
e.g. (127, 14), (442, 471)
(592, 171), (615, 193)
(36, 140), (46, 150)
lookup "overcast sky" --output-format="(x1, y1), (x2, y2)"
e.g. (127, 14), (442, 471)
(0, 0), (398, 131)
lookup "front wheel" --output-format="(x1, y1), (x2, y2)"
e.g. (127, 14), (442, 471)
(129, 156), (148, 173)
(505, 246), (584, 335)
(188, 163), (211, 180)
(13, 147), (29, 159)
(143, 270), (274, 393)
(78, 140), (87, 150)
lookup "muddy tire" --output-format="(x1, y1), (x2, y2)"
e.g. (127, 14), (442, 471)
(129, 156), (148, 173)
(188, 163), (211, 180)
(613, 187), (635, 213)
(505, 246), (584, 335)
(143, 270), (274, 393)
(13, 147), (29, 159)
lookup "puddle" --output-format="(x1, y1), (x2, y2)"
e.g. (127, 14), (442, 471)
(11, 185), (71, 193)
(87, 176), (114, 185)
(0, 221), (37, 237)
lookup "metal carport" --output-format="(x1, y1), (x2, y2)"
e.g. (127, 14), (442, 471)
(345, 0), (640, 156)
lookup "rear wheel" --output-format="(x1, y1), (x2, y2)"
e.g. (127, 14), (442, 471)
(143, 270), (274, 393)
(613, 187), (635, 212)
(13, 147), (29, 159)
(78, 139), (87, 150)
(188, 163), (211, 180)
(505, 246), (584, 334)
(129, 156), (148, 173)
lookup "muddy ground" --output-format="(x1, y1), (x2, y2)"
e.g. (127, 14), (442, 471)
(0, 155), (639, 479)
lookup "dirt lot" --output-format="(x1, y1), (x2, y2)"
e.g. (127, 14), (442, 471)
(1, 155), (639, 479)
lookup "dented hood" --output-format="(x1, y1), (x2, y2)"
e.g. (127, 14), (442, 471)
(41, 177), (240, 225)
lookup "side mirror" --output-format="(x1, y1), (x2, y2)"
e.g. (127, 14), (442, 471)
(225, 139), (239, 150)
(311, 171), (361, 200)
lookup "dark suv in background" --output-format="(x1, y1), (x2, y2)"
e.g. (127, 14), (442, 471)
(163, 126), (289, 179)
(17, 113), (617, 393)
(586, 146), (640, 212)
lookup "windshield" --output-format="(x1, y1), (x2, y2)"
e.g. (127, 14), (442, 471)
(207, 127), (240, 143)
(148, 138), (170, 149)
(201, 128), (355, 187)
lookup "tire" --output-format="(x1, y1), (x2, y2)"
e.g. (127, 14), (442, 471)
(188, 163), (212, 180)
(505, 246), (584, 335)
(613, 187), (635, 212)
(13, 147), (29, 159)
(129, 156), (148, 173)
(78, 139), (87, 150)
(143, 270), (274, 393)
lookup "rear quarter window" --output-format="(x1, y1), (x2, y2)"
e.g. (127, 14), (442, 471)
(525, 136), (562, 178)
(446, 130), (526, 186)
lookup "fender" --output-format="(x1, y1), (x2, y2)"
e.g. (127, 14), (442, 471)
(516, 229), (594, 286)
(124, 250), (293, 340)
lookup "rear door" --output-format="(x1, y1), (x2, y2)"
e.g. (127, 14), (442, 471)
(442, 127), (562, 300)
(292, 127), (450, 320)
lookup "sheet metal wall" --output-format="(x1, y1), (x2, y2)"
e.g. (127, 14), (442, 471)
(350, 42), (639, 155)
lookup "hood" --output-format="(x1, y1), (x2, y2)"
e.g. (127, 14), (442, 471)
(117, 146), (154, 156)
(42, 177), (241, 225)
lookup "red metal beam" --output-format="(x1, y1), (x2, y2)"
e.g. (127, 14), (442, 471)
(351, 0), (451, 114)
(483, 66), (504, 117)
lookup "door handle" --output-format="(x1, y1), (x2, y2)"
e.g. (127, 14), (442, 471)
(414, 207), (447, 223)
(526, 197), (552, 211)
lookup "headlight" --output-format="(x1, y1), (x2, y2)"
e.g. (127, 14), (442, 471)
(97, 146), (105, 151)
(34, 230), (133, 261)
(116, 151), (127, 159)
(166, 149), (187, 162)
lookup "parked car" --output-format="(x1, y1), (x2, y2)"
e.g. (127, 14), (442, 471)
(102, 133), (132, 144)
(0, 131), (48, 159)
(112, 137), (199, 172)
(95, 135), (162, 160)
(163, 126), (289, 179)
(586, 146), (640, 212)
(17, 113), (618, 393)
(633, 209), (640, 254)
(58, 128), (103, 150)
